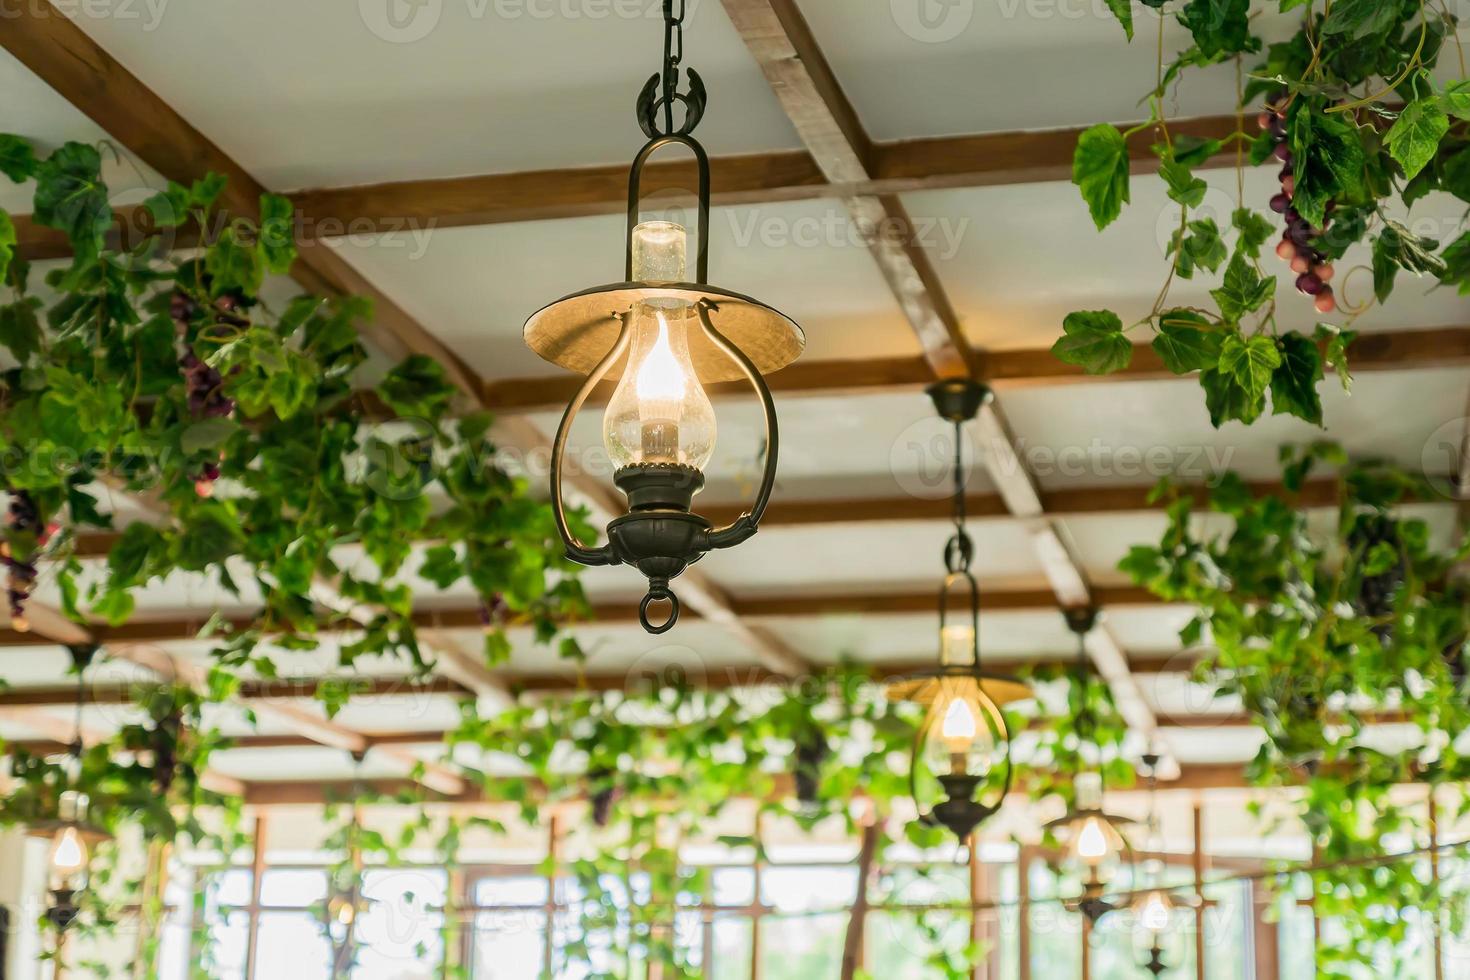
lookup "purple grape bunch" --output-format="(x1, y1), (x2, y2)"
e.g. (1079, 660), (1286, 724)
(172, 288), (236, 498)
(2, 491), (52, 634)
(1259, 99), (1337, 315)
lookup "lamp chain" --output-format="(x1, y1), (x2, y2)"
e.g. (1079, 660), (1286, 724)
(945, 419), (973, 574)
(661, 0), (685, 134)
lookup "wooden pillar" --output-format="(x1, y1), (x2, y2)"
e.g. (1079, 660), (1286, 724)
(445, 866), (466, 977)
(1080, 911), (1091, 980)
(1250, 882), (1279, 980)
(244, 813), (269, 980)
(1430, 793), (1444, 980)
(543, 815), (559, 979)
(751, 811), (765, 980)
(1017, 848), (1031, 980)
(1193, 804), (1206, 980)
(839, 823), (879, 980)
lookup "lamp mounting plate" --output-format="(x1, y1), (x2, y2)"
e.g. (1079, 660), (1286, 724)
(926, 378), (992, 423)
(1063, 606), (1100, 636)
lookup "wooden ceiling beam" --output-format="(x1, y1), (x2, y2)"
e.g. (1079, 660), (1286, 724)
(479, 324), (1470, 414)
(12, 113), (1246, 261)
(0, 584), (1170, 648)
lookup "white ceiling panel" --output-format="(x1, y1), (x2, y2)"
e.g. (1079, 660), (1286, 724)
(908, 170), (1470, 353)
(332, 198), (917, 383)
(792, 2), (1299, 141)
(70, 1), (800, 189)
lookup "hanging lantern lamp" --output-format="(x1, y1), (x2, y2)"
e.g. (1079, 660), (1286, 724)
(885, 380), (1031, 842)
(29, 644), (110, 932)
(523, 0), (804, 634)
(1132, 752), (1184, 976)
(1045, 608), (1137, 924)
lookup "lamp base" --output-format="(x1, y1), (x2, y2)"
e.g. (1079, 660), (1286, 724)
(46, 889), (79, 932)
(927, 774), (998, 842)
(608, 464), (713, 634)
(926, 379), (993, 423)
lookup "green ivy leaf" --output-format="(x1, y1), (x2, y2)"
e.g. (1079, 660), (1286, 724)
(1371, 219), (1445, 304)
(1170, 135), (1225, 168)
(1211, 253), (1276, 322)
(1440, 232), (1470, 295)
(1321, 0), (1401, 39)
(32, 142), (111, 249)
(1200, 366), (1265, 427)
(257, 193), (297, 275)
(92, 587), (136, 626)
(1095, 0), (1131, 38)
(1443, 80), (1470, 121)
(1052, 310), (1133, 375)
(418, 544), (463, 590)
(1384, 96), (1448, 180)
(1315, 323), (1357, 392)
(1160, 160), (1208, 207)
(1170, 218), (1227, 278)
(205, 226), (264, 297)
(0, 135), (38, 183)
(179, 417), (239, 455)
(1072, 124), (1131, 230)
(377, 355), (458, 420)
(1219, 333), (1282, 401)
(1231, 208), (1275, 259)
(1443, 146), (1470, 205)
(1269, 332), (1324, 426)
(1289, 109), (1365, 229)
(0, 211), (14, 286)
(1178, 0), (1253, 57)
(1152, 314), (1222, 374)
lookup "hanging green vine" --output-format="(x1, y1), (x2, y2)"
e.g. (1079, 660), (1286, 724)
(1061, 2), (1468, 427)
(1122, 441), (1470, 971)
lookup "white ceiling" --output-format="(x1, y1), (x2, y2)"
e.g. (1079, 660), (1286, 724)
(1, 0), (1467, 804)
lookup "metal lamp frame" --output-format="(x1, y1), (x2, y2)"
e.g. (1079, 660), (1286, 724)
(533, 3), (798, 635)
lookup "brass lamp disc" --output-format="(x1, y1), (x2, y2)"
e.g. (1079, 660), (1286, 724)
(884, 671), (1034, 709)
(523, 282), (805, 384)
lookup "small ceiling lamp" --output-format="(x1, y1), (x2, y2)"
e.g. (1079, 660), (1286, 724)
(885, 380), (1031, 842)
(32, 644), (110, 933)
(327, 750), (373, 967)
(1132, 752), (1183, 976)
(1046, 608), (1135, 924)
(523, 0), (804, 635)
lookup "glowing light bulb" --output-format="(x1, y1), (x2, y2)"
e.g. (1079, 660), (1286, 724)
(333, 896), (356, 928)
(50, 827), (86, 875)
(603, 304), (716, 470)
(941, 697), (977, 745)
(1074, 816), (1111, 866)
(1138, 890), (1171, 934)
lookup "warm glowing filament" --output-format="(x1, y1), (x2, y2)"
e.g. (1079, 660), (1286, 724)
(635, 312), (687, 413)
(50, 827), (86, 874)
(1138, 891), (1171, 933)
(1075, 816), (1111, 865)
(941, 697), (977, 744)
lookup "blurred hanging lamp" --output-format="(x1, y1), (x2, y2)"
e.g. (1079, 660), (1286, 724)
(1045, 608), (1136, 924)
(884, 380), (1031, 842)
(327, 749), (372, 973)
(31, 644), (110, 932)
(1132, 752), (1183, 976)
(523, 0), (804, 635)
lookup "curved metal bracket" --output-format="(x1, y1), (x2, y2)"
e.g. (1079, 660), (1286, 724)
(937, 569), (982, 668)
(549, 316), (630, 567)
(695, 299), (778, 551)
(625, 134), (711, 284)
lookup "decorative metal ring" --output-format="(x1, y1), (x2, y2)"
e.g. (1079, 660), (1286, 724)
(639, 587), (680, 634)
(944, 531), (974, 574)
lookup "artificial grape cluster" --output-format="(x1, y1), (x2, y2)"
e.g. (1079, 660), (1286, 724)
(587, 765), (617, 827)
(171, 288), (237, 498)
(2, 491), (54, 633)
(1259, 98), (1337, 315)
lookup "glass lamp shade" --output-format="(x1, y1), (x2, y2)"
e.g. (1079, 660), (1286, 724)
(921, 681), (999, 780)
(48, 825), (89, 892)
(1135, 888), (1176, 936)
(602, 302), (717, 471)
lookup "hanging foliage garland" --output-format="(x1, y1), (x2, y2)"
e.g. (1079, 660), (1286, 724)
(1122, 442), (1470, 971)
(1061, 1), (1468, 427)
(0, 134), (590, 674)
